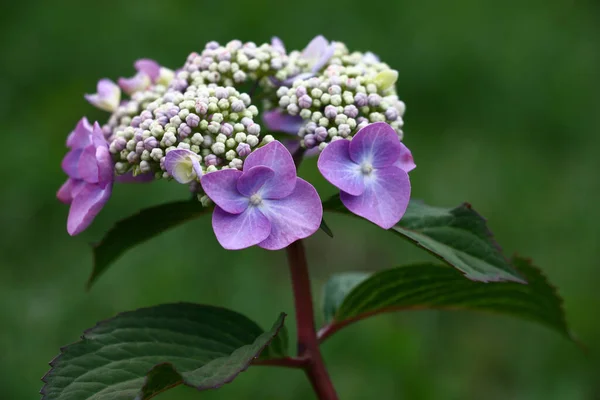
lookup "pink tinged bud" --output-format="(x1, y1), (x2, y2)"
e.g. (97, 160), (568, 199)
(164, 149), (203, 184)
(205, 154), (219, 166)
(134, 59), (161, 82)
(317, 122), (413, 229)
(221, 123), (234, 136)
(344, 105), (359, 118)
(354, 93), (368, 107)
(236, 143), (251, 157)
(314, 127), (328, 141)
(298, 95), (313, 109)
(178, 123), (192, 138)
(324, 105), (338, 119)
(144, 137), (158, 151)
(295, 86), (308, 97)
(186, 114), (200, 127)
(304, 134), (317, 148)
(84, 79), (121, 112)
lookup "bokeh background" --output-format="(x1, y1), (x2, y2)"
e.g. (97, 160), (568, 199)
(1, 0), (599, 399)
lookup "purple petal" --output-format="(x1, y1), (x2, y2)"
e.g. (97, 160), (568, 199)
(282, 72), (316, 86)
(271, 37), (286, 54)
(243, 141), (297, 199)
(96, 145), (114, 184)
(135, 59), (161, 82)
(312, 42), (336, 73)
(200, 169), (248, 214)
(164, 149), (202, 184)
(61, 148), (84, 178)
(237, 166), (275, 197)
(263, 110), (303, 134)
(115, 171), (154, 183)
(118, 72), (151, 94)
(317, 139), (365, 196)
(66, 117), (93, 148)
(77, 145), (100, 183)
(58, 178), (87, 205)
(302, 35), (335, 72)
(67, 182), (112, 235)
(362, 52), (380, 63)
(394, 142), (416, 173)
(340, 165), (410, 229)
(212, 206), (271, 250)
(258, 178), (323, 250)
(349, 122), (402, 168)
(85, 79), (120, 112)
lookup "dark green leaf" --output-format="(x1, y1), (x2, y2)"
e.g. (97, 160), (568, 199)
(259, 325), (289, 359)
(89, 200), (210, 288)
(322, 272), (369, 322)
(41, 303), (286, 400)
(319, 218), (334, 238)
(323, 196), (524, 283)
(321, 257), (574, 341)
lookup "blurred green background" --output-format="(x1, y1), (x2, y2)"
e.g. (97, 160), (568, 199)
(1, 0), (598, 399)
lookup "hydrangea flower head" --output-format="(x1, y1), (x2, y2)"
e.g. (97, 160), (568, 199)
(318, 122), (414, 229)
(58, 118), (114, 235)
(85, 79), (121, 112)
(201, 141), (322, 250)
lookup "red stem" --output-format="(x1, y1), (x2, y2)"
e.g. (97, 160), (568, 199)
(286, 240), (339, 400)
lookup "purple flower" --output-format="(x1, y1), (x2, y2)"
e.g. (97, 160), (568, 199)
(164, 149), (203, 184)
(201, 141), (322, 250)
(301, 35), (336, 73)
(263, 109), (303, 134)
(271, 37), (286, 54)
(119, 59), (162, 94)
(84, 79), (121, 112)
(57, 118), (114, 235)
(317, 122), (415, 229)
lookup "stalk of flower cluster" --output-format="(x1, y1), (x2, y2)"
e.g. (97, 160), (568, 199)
(286, 240), (339, 400)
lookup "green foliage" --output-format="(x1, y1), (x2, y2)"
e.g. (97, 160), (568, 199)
(323, 196), (525, 283)
(90, 201), (209, 288)
(321, 257), (574, 341)
(41, 303), (285, 400)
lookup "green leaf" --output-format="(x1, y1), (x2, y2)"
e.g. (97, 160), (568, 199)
(41, 303), (286, 400)
(322, 272), (369, 322)
(259, 325), (289, 359)
(321, 257), (574, 341)
(323, 196), (524, 283)
(319, 217), (334, 238)
(89, 200), (210, 288)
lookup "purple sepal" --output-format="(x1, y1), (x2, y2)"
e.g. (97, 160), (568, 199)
(201, 141), (323, 250)
(57, 119), (115, 235)
(263, 110), (303, 134)
(318, 122), (414, 229)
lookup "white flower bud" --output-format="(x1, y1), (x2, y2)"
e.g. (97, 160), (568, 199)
(246, 135), (259, 147)
(235, 132), (247, 143)
(226, 138), (236, 148)
(211, 142), (226, 154)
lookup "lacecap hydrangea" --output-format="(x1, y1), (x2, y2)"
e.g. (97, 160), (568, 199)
(57, 35), (415, 249)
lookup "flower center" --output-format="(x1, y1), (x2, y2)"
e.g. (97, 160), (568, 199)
(249, 193), (263, 206)
(360, 162), (374, 176)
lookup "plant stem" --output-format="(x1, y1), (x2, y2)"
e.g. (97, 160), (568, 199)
(286, 240), (339, 400)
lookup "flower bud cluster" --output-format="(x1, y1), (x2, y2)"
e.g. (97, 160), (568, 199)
(273, 58), (406, 150)
(170, 40), (297, 91)
(101, 85), (167, 141)
(108, 84), (270, 182)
